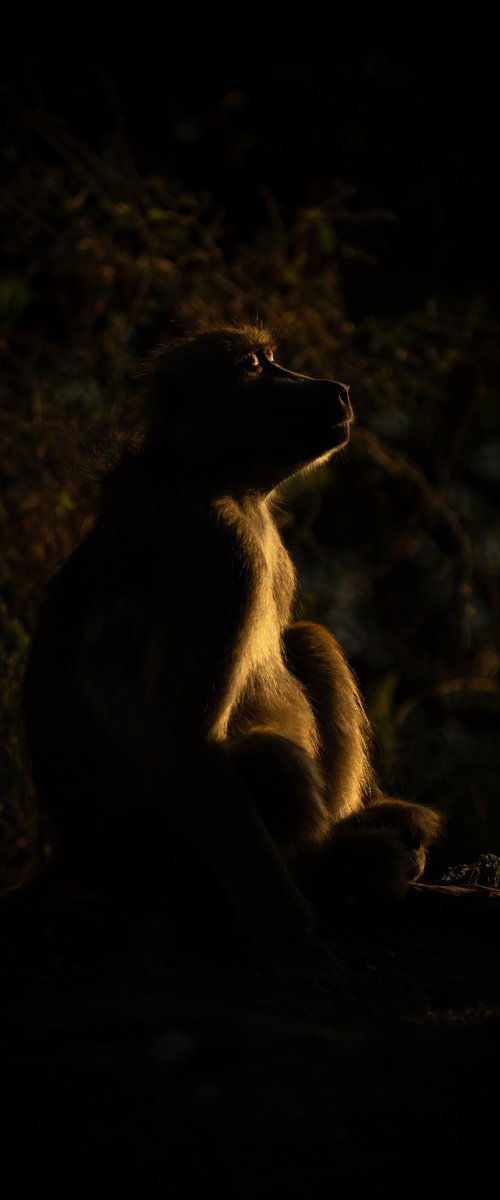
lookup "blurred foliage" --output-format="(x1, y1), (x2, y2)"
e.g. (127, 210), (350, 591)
(0, 101), (499, 886)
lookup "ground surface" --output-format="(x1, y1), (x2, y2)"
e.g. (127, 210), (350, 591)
(2, 880), (498, 1195)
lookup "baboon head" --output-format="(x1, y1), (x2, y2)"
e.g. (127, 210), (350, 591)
(146, 323), (353, 493)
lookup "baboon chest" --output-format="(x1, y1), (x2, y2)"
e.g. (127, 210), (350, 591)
(212, 499), (313, 746)
(239, 501), (295, 657)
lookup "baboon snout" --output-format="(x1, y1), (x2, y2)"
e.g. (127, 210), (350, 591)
(314, 379), (353, 425)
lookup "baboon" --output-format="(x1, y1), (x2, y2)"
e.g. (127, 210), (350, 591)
(22, 324), (441, 971)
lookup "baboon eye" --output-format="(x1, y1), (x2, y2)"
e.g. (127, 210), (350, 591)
(240, 353), (261, 372)
(265, 349), (274, 361)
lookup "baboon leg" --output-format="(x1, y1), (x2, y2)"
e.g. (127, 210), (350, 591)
(299, 798), (443, 906)
(172, 743), (321, 958)
(227, 729), (331, 857)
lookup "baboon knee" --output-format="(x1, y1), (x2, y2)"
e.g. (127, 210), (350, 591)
(363, 797), (443, 851)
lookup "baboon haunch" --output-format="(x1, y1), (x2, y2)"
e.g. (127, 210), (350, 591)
(22, 324), (441, 966)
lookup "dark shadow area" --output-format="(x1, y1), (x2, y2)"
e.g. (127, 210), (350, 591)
(1, 874), (499, 1192)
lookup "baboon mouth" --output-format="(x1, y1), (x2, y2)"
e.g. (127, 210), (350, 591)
(329, 420), (352, 448)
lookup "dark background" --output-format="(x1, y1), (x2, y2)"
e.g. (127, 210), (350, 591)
(5, 43), (497, 307)
(1, 43), (499, 884)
